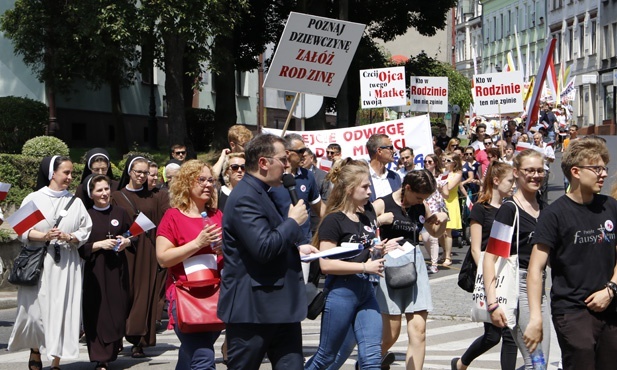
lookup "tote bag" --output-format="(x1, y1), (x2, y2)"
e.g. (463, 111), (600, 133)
(470, 202), (520, 329)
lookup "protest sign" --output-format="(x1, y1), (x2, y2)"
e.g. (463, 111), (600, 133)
(409, 76), (449, 113)
(360, 66), (406, 108)
(264, 115), (433, 170)
(263, 12), (365, 98)
(472, 72), (524, 115)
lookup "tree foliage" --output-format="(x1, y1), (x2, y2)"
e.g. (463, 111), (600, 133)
(403, 52), (472, 113)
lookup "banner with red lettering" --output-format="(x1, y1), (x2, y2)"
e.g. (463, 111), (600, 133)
(360, 66), (407, 108)
(472, 72), (524, 115)
(263, 12), (366, 98)
(409, 76), (449, 113)
(263, 115), (433, 170)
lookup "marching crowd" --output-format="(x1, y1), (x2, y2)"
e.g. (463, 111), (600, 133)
(2, 118), (616, 370)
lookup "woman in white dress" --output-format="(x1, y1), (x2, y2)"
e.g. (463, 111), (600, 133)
(8, 155), (92, 370)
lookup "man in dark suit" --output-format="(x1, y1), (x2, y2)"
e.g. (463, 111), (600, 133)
(367, 133), (402, 202)
(218, 134), (318, 370)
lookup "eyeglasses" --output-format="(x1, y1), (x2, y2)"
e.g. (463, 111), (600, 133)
(326, 150), (339, 155)
(519, 168), (546, 176)
(464, 153), (474, 156)
(484, 141), (493, 146)
(289, 148), (307, 155)
(132, 169), (149, 176)
(174, 150), (186, 155)
(424, 160), (434, 164)
(197, 176), (215, 185)
(229, 164), (245, 172)
(577, 165), (608, 176)
(266, 156), (289, 166)
(444, 159), (454, 163)
(379, 145), (394, 151)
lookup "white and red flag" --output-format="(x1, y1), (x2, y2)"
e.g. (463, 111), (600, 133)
(128, 212), (156, 236)
(319, 159), (333, 172)
(0, 182), (11, 201)
(6, 200), (45, 235)
(486, 220), (515, 258)
(465, 195), (474, 211)
(183, 254), (218, 282)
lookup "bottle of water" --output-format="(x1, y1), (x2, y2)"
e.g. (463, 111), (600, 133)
(530, 348), (546, 370)
(113, 231), (131, 252)
(201, 211), (216, 249)
(368, 229), (381, 283)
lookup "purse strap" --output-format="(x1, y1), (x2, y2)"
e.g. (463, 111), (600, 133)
(54, 196), (77, 229)
(118, 190), (140, 217)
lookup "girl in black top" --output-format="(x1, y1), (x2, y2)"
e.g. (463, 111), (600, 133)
(452, 162), (517, 370)
(483, 149), (551, 369)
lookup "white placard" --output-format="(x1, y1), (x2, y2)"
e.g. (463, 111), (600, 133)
(472, 72), (524, 115)
(263, 12), (366, 98)
(264, 115), (433, 171)
(360, 66), (407, 108)
(409, 76), (449, 113)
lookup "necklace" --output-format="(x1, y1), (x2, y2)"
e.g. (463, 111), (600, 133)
(513, 193), (539, 220)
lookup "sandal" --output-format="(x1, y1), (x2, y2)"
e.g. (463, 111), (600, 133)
(28, 349), (42, 370)
(50, 367), (61, 370)
(94, 362), (108, 370)
(442, 258), (452, 267)
(131, 346), (145, 358)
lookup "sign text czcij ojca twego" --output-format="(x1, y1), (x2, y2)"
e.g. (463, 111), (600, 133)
(359, 66), (407, 108)
(409, 76), (449, 113)
(472, 72), (524, 115)
(263, 12), (366, 98)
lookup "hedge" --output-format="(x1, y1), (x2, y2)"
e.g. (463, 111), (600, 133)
(0, 96), (48, 154)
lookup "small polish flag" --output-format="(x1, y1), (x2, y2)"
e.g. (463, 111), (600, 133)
(465, 195), (474, 211)
(515, 142), (533, 153)
(6, 200), (45, 235)
(128, 212), (156, 236)
(440, 171), (450, 181)
(486, 220), (514, 258)
(0, 182), (11, 201)
(183, 254), (218, 282)
(319, 159), (333, 172)
(470, 141), (485, 153)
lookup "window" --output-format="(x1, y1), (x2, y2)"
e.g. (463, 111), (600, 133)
(235, 71), (249, 97)
(493, 16), (497, 40)
(568, 28), (573, 60)
(501, 13), (504, 37)
(605, 85), (614, 123)
(590, 20), (597, 55)
(614, 22), (617, 56)
(555, 33), (562, 64)
(578, 24), (585, 56)
(603, 25), (610, 59)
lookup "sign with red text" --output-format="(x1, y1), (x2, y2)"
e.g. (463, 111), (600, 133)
(263, 115), (433, 170)
(473, 72), (524, 115)
(263, 12), (365, 97)
(409, 76), (449, 113)
(360, 67), (407, 108)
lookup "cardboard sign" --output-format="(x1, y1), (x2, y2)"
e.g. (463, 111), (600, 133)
(360, 66), (407, 108)
(409, 76), (449, 113)
(472, 72), (524, 115)
(263, 115), (433, 171)
(263, 12), (365, 98)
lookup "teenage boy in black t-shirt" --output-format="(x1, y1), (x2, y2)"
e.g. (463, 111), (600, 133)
(524, 137), (617, 370)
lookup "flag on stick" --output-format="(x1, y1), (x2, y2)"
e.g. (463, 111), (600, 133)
(525, 38), (557, 131)
(486, 220), (515, 258)
(128, 212), (156, 236)
(6, 200), (45, 235)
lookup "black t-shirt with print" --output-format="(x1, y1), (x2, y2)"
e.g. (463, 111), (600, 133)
(532, 194), (617, 315)
(318, 206), (378, 264)
(378, 193), (425, 245)
(470, 202), (498, 252)
(493, 199), (540, 269)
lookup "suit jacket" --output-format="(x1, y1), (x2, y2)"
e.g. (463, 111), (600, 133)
(368, 168), (402, 202)
(218, 173), (306, 324)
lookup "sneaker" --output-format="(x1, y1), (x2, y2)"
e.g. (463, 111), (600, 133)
(428, 265), (439, 274)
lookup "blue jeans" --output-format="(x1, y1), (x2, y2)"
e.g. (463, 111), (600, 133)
(171, 301), (221, 370)
(305, 275), (383, 370)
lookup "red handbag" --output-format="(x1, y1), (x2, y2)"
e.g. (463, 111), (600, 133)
(174, 278), (226, 333)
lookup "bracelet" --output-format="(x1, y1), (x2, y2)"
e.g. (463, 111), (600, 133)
(487, 303), (500, 313)
(606, 281), (617, 297)
(362, 262), (366, 274)
(607, 287), (614, 299)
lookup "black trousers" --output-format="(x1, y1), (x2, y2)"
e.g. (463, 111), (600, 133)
(226, 322), (303, 370)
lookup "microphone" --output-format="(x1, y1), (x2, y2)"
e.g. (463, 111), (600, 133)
(282, 173), (299, 205)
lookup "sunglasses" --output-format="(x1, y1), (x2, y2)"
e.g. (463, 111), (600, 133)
(326, 150), (339, 155)
(484, 141), (493, 145)
(444, 159), (454, 163)
(289, 148), (307, 155)
(379, 145), (394, 151)
(174, 150), (186, 155)
(424, 160), (434, 164)
(229, 164), (245, 172)
(464, 153), (474, 156)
